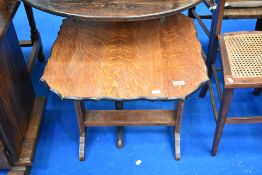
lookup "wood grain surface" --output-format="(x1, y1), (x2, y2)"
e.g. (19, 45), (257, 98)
(84, 110), (177, 126)
(0, 0), (20, 39)
(23, 0), (201, 21)
(41, 13), (208, 100)
(14, 97), (46, 167)
(0, 23), (35, 161)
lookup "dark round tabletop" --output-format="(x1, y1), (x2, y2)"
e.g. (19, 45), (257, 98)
(23, 0), (201, 21)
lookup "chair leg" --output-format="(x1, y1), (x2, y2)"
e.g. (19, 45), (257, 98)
(211, 88), (234, 156)
(115, 101), (124, 148)
(74, 101), (86, 161)
(174, 100), (184, 160)
(199, 83), (209, 97)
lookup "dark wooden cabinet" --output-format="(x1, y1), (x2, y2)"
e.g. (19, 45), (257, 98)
(0, 22), (35, 164)
(0, 0), (46, 173)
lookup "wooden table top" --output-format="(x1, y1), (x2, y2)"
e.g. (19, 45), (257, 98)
(0, 0), (20, 39)
(23, 0), (201, 21)
(41, 14), (208, 100)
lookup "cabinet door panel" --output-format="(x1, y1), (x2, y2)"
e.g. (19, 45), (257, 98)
(0, 23), (35, 161)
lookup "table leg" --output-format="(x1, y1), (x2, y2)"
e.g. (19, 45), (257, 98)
(212, 88), (234, 156)
(74, 101), (86, 161)
(115, 101), (124, 148)
(174, 100), (184, 160)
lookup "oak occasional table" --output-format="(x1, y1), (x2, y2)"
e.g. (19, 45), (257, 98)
(24, 0), (208, 161)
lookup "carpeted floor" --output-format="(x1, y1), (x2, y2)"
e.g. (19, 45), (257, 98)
(1, 3), (261, 175)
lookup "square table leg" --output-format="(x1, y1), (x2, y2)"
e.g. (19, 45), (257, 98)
(74, 101), (86, 161)
(174, 100), (184, 160)
(212, 88), (234, 156)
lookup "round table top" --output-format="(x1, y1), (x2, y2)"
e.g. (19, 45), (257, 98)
(23, 0), (201, 21)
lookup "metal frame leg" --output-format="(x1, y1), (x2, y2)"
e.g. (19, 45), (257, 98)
(211, 88), (234, 156)
(174, 100), (184, 160)
(74, 101), (86, 161)
(115, 101), (124, 148)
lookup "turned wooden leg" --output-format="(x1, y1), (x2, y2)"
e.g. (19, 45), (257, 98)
(74, 101), (86, 161)
(115, 101), (124, 148)
(212, 88), (234, 156)
(23, 2), (45, 62)
(174, 100), (184, 160)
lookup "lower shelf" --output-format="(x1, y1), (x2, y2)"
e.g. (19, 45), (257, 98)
(84, 110), (177, 126)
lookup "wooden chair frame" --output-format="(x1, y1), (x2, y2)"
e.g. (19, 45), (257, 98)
(191, 0), (262, 155)
(188, 0), (262, 97)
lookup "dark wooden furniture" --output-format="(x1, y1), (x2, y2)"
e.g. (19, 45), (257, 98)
(188, 0), (262, 97)
(23, 0), (201, 21)
(42, 14), (208, 161)
(25, 0), (208, 161)
(190, 0), (262, 155)
(0, 0), (46, 174)
(212, 31), (262, 155)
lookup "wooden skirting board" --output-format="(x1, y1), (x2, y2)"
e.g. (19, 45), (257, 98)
(8, 96), (46, 175)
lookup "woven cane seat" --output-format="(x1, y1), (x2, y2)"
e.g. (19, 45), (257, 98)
(41, 13), (208, 100)
(219, 32), (262, 88)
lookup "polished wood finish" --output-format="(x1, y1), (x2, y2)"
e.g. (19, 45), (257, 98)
(84, 110), (177, 126)
(74, 100), (184, 160)
(0, 22), (35, 162)
(0, 1), (46, 171)
(23, 0), (201, 21)
(226, 117), (262, 124)
(74, 101), (86, 161)
(190, 0), (262, 155)
(41, 14), (208, 100)
(0, 0), (20, 39)
(212, 88), (234, 156)
(211, 32), (262, 156)
(199, 0), (226, 97)
(13, 97), (46, 167)
(39, 3), (207, 160)
(115, 102), (124, 148)
(0, 140), (10, 169)
(190, 0), (262, 97)
(174, 100), (184, 160)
